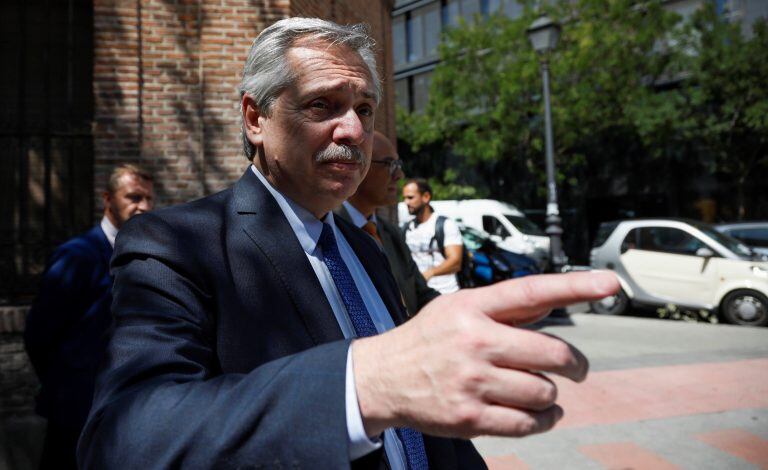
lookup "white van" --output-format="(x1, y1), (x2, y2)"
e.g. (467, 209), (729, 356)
(398, 199), (550, 268)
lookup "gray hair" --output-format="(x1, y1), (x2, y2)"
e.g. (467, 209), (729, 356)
(238, 17), (381, 161)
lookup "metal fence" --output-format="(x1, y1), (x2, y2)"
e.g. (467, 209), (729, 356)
(0, 0), (94, 305)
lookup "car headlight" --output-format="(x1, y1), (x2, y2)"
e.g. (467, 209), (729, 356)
(752, 266), (768, 278)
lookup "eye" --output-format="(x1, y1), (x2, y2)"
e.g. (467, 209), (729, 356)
(357, 104), (374, 117)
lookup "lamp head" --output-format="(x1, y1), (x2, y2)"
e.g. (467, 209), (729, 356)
(527, 15), (561, 54)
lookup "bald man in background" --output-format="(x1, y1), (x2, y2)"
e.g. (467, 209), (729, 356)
(337, 131), (440, 316)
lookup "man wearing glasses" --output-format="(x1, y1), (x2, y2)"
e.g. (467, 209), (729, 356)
(337, 131), (440, 316)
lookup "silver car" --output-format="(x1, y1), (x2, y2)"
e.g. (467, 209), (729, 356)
(715, 222), (768, 257)
(589, 219), (768, 326)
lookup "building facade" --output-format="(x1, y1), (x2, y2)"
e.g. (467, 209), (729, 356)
(392, 0), (767, 114)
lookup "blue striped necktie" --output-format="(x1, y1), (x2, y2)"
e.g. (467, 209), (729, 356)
(318, 223), (429, 470)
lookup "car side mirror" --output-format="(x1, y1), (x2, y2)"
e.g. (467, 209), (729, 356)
(490, 234), (503, 243)
(696, 247), (714, 258)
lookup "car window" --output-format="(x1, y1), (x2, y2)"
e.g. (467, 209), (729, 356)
(696, 223), (752, 259)
(503, 215), (545, 236)
(483, 216), (511, 238)
(620, 228), (639, 254)
(730, 228), (768, 248)
(460, 226), (486, 250)
(593, 221), (619, 247)
(637, 227), (706, 256)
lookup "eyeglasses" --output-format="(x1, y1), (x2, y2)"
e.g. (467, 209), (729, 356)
(371, 158), (403, 176)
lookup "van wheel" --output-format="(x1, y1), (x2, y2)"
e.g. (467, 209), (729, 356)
(590, 289), (629, 316)
(721, 290), (768, 326)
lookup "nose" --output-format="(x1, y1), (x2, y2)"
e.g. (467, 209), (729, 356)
(332, 108), (366, 146)
(392, 163), (404, 182)
(138, 198), (153, 212)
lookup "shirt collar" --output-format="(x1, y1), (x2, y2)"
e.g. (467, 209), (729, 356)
(250, 165), (332, 255)
(342, 201), (377, 228)
(100, 216), (118, 248)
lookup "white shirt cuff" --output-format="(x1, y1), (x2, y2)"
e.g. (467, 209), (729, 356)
(346, 343), (383, 460)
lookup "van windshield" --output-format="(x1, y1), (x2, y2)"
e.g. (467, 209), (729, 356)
(504, 215), (545, 236)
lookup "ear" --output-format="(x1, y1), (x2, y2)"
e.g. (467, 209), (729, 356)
(423, 192), (432, 204)
(242, 95), (265, 148)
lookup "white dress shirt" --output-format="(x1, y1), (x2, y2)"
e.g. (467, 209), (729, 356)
(100, 216), (119, 248)
(342, 200), (374, 228)
(251, 166), (408, 469)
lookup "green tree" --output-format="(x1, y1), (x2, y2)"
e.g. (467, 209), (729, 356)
(398, 0), (683, 205)
(676, 5), (767, 218)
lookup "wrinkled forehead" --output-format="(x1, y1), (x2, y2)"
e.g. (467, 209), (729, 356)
(285, 38), (377, 96)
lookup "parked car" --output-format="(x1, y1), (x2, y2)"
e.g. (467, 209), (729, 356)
(459, 224), (539, 287)
(715, 222), (768, 257)
(399, 199), (550, 269)
(589, 219), (768, 326)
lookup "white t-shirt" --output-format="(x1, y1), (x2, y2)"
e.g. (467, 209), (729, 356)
(404, 212), (463, 294)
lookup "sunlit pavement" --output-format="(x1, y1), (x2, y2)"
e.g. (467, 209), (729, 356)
(474, 313), (768, 469)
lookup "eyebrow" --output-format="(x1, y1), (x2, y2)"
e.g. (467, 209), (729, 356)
(307, 81), (377, 101)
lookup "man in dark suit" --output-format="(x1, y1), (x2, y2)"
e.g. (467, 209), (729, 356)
(337, 131), (440, 316)
(78, 18), (619, 469)
(24, 164), (154, 469)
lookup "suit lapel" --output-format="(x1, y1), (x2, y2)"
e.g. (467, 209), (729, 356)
(231, 170), (343, 344)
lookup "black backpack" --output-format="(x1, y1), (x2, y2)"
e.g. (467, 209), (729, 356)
(402, 216), (474, 288)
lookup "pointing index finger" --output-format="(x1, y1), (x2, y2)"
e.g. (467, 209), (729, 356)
(467, 271), (619, 326)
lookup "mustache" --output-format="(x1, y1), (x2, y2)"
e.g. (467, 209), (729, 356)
(314, 144), (364, 164)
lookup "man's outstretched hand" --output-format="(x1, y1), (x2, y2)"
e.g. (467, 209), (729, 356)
(353, 270), (619, 438)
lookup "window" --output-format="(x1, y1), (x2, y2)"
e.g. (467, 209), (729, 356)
(483, 216), (511, 238)
(461, 0), (481, 19)
(504, 215), (544, 236)
(593, 221), (619, 247)
(637, 227), (706, 256)
(729, 228), (768, 249)
(504, 0), (524, 19)
(393, 16), (407, 68)
(395, 78), (411, 111)
(422, 3), (441, 60)
(406, 13), (424, 62)
(442, 0), (461, 28)
(412, 72), (433, 111)
(621, 229), (639, 254)
(406, 4), (441, 64)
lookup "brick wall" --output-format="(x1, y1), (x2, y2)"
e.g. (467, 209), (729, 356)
(93, 0), (395, 210)
(0, 307), (36, 416)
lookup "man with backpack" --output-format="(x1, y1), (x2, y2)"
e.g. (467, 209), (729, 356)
(401, 178), (464, 294)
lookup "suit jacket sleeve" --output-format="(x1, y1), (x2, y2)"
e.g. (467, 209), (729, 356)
(381, 220), (440, 314)
(77, 213), (354, 469)
(25, 241), (102, 378)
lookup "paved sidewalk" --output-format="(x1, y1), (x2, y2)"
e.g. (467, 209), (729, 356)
(474, 314), (768, 469)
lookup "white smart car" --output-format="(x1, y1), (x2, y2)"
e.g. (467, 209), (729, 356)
(589, 219), (768, 326)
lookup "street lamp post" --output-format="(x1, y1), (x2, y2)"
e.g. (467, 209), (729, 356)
(527, 16), (568, 273)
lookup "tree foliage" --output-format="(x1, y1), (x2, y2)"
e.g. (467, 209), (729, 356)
(398, 0), (768, 219)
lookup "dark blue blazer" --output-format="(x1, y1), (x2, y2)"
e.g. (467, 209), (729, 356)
(78, 169), (486, 469)
(25, 224), (114, 431)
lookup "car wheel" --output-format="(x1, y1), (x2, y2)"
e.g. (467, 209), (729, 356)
(720, 290), (768, 326)
(590, 289), (629, 316)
